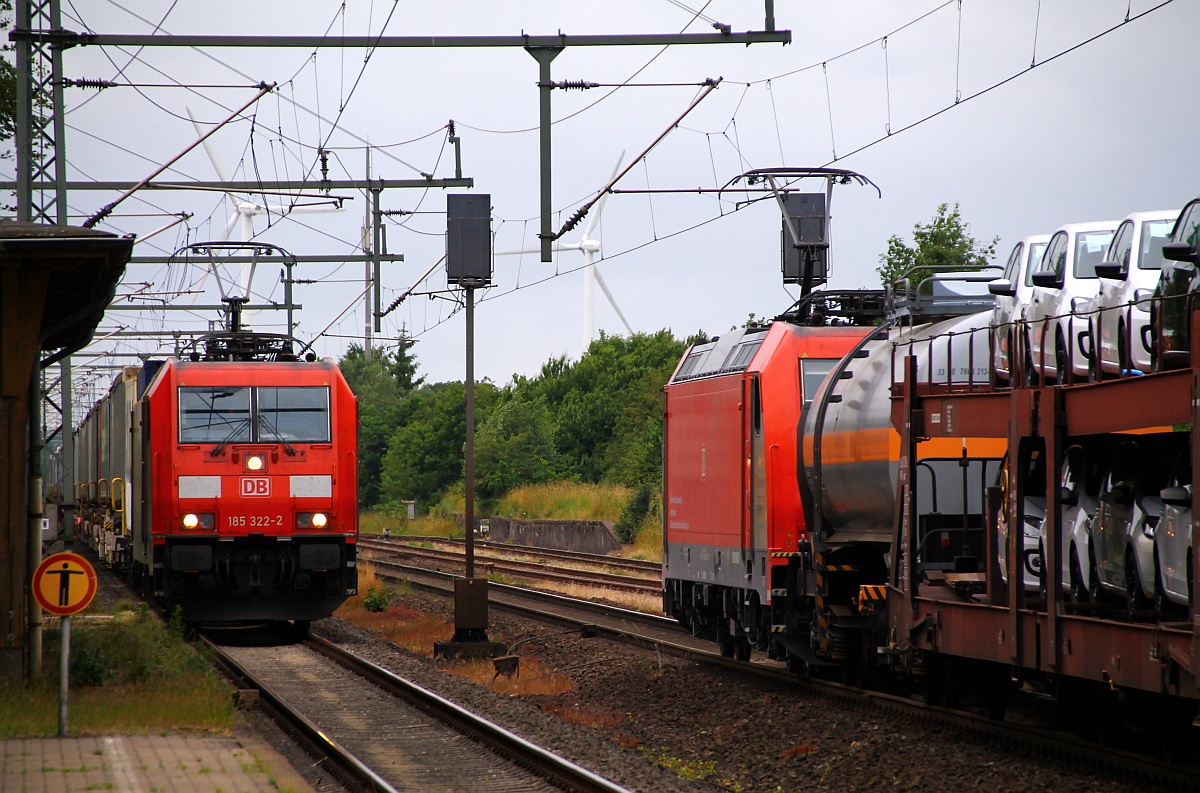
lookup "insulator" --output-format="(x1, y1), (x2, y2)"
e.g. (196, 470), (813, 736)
(554, 80), (599, 90)
(66, 78), (117, 91)
(318, 149), (329, 182)
(559, 205), (588, 235)
(447, 119), (456, 137)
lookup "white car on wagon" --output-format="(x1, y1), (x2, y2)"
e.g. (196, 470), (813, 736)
(988, 234), (1050, 384)
(1024, 220), (1118, 384)
(1089, 209), (1177, 380)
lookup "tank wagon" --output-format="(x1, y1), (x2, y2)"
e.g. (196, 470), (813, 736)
(665, 275), (1200, 738)
(73, 331), (359, 625)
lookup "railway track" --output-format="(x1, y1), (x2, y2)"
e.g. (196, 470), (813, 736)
(366, 555), (1200, 789)
(372, 535), (663, 575)
(203, 627), (633, 793)
(359, 537), (660, 596)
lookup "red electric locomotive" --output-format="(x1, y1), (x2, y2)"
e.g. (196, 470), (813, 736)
(663, 314), (874, 660)
(75, 331), (358, 626)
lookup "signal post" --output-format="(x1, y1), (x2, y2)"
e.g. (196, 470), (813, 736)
(435, 195), (507, 661)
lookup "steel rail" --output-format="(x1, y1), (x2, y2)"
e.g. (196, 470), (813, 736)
(303, 635), (635, 793)
(369, 534), (663, 574)
(367, 558), (1200, 788)
(200, 634), (401, 793)
(361, 541), (660, 594)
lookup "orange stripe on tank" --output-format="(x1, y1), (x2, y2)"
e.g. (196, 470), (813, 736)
(804, 429), (1006, 465)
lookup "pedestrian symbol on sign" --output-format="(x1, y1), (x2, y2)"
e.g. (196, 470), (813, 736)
(49, 562), (83, 606)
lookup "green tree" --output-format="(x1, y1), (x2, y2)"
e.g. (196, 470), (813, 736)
(515, 330), (686, 486)
(474, 394), (560, 499)
(379, 380), (499, 507)
(877, 203), (998, 294)
(339, 338), (422, 507)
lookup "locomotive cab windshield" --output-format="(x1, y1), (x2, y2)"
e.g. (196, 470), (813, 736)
(180, 385), (331, 446)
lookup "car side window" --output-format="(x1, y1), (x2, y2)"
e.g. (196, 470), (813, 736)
(1104, 443), (1138, 504)
(1003, 242), (1023, 281)
(1108, 221), (1133, 273)
(1062, 446), (1083, 499)
(1176, 202), (1200, 248)
(1169, 446), (1192, 494)
(1139, 219), (1174, 270)
(1025, 242), (1047, 286)
(1041, 232), (1067, 280)
(1074, 230), (1114, 279)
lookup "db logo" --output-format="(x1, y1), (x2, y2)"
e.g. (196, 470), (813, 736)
(241, 477), (270, 497)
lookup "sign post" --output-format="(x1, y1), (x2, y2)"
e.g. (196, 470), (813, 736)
(31, 552), (97, 737)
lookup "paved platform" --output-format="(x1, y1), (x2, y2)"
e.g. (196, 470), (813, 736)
(1, 732), (315, 793)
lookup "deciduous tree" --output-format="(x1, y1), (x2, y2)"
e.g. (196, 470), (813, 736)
(877, 203), (997, 294)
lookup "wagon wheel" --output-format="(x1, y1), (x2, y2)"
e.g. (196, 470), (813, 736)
(1023, 335), (1040, 388)
(1125, 549), (1149, 617)
(1087, 551), (1102, 604)
(1055, 332), (1071, 385)
(1068, 550), (1089, 604)
(1153, 553), (1171, 615)
(1117, 321), (1132, 376)
(1088, 322), (1107, 382)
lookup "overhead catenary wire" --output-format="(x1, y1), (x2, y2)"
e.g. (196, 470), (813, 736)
(62, 2), (1182, 378)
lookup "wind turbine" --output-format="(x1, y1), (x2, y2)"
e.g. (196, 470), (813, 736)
(497, 155), (633, 354)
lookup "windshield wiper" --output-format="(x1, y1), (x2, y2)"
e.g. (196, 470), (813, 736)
(209, 417), (251, 457)
(257, 413), (297, 456)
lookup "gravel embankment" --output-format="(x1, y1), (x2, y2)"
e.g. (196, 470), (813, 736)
(314, 588), (1168, 793)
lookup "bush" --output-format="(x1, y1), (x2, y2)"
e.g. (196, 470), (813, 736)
(66, 608), (209, 686)
(614, 481), (653, 543)
(362, 585), (392, 612)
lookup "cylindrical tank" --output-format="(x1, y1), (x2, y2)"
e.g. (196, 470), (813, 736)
(801, 310), (992, 542)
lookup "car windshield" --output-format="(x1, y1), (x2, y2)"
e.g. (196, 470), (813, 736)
(1138, 219), (1175, 270)
(1073, 230), (1115, 278)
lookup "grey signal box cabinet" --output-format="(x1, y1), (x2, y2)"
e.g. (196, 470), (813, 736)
(447, 194), (493, 286)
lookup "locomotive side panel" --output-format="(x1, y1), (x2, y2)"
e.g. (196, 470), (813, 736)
(663, 373), (745, 589)
(664, 323), (874, 659)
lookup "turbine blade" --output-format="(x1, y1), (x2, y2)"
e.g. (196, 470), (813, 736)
(593, 266), (633, 335)
(220, 211), (239, 240)
(583, 150), (625, 241)
(495, 242), (576, 256)
(186, 107), (233, 183)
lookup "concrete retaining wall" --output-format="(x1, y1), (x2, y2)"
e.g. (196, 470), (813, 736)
(485, 517), (622, 554)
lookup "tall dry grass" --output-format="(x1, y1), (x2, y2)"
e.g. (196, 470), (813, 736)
(444, 657), (574, 696)
(496, 482), (630, 521)
(336, 562), (453, 653)
(359, 510), (461, 538)
(627, 514), (662, 562)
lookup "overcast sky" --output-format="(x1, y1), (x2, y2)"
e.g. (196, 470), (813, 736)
(53, 0), (1199, 398)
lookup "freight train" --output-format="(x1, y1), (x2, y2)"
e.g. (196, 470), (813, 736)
(69, 328), (359, 626)
(663, 276), (1200, 739)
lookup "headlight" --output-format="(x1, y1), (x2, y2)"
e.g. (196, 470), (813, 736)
(182, 512), (214, 530)
(245, 454), (265, 472)
(297, 512), (330, 529)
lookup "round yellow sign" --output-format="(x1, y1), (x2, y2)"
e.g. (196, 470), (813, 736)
(32, 553), (97, 616)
